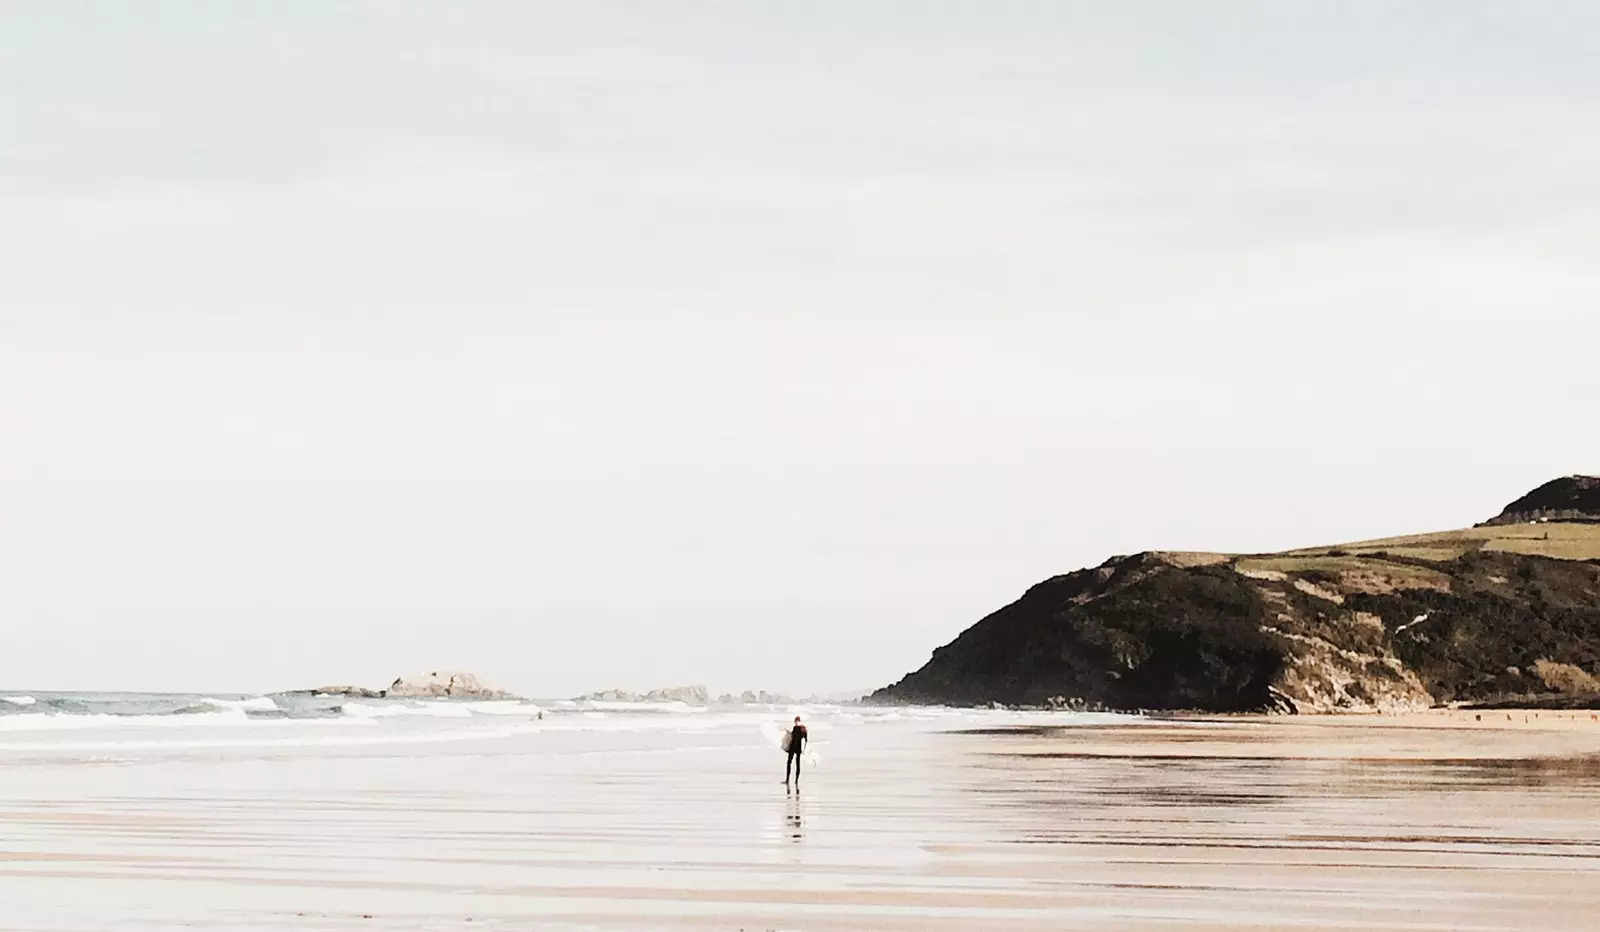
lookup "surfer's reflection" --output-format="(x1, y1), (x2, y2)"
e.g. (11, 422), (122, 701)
(784, 786), (804, 841)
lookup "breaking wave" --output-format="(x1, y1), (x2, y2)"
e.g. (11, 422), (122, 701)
(0, 709), (253, 731)
(201, 696), (280, 713)
(0, 692), (554, 734)
(0, 692), (978, 751)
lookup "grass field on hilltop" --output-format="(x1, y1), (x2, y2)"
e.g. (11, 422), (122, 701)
(1157, 524), (1600, 571)
(1281, 522), (1600, 563)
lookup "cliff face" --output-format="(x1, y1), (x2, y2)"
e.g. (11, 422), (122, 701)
(872, 481), (1600, 713)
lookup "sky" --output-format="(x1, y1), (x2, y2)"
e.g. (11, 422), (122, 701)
(2, 2), (1598, 697)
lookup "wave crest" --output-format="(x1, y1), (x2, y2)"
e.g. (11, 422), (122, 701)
(201, 696), (280, 713)
(0, 710), (251, 732)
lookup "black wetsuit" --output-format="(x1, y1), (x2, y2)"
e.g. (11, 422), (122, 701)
(786, 724), (808, 781)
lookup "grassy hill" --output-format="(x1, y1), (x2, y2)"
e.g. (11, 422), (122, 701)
(1281, 520), (1600, 563)
(870, 480), (1600, 713)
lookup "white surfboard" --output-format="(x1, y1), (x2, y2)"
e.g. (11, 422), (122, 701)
(759, 722), (819, 768)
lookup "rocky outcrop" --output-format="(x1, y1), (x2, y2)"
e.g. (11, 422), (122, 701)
(1484, 475), (1600, 525)
(871, 478), (1600, 713)
(294, 685), (385, 699)
(387, 671), (515, 699)
(579, 687), (836, 706)
(716, 690), (799, 705)
(281, 671), (517, 700)
(580, 685), (710, 704)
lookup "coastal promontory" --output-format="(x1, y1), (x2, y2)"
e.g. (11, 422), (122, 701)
(871, 477), (1600, 713)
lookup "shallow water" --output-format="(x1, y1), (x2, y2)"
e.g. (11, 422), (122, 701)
(1, 704), (1597, 930)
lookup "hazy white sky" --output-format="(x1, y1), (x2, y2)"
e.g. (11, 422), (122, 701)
(2, 2), (1597, 696)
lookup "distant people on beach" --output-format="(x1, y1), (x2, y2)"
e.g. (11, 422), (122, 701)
(785, 715), (808, 786)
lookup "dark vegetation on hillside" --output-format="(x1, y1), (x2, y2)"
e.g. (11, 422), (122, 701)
(1485, 475), (1600, 525)
(1347, 551), (1600, 703)
(872, 555), (1284, 711)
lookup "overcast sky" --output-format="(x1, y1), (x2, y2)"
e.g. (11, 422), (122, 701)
(2, 2), (1597, 697)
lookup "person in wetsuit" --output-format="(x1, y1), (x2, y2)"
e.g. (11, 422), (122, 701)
(785, 715), (808, 785)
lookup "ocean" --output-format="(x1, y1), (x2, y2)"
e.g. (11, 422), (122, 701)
(2, 692), (1598, 931)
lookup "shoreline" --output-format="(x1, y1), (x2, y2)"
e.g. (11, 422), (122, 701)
(971, 707), (1600, 764)
(1185, 706), (1600, 731)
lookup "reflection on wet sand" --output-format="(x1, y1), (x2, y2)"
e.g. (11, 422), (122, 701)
(785, 786), (804, 842)
(0, 711), (1596, 930)
(939, 716), (1600, 931)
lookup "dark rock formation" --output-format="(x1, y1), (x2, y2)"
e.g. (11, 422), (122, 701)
(1484, 475), (1600, 525)
(873, 555), (1285, 711)
(288, 685), (385, 699)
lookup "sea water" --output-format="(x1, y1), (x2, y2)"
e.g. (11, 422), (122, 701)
(0, 692), (1103, 930)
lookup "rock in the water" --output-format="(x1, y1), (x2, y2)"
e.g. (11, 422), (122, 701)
(386, 671), (515, 699)
(580, 685), (710, 705)
(717, 689), (798, 705)
(643, 685), (709, 704)
(301, 685), (385, 699)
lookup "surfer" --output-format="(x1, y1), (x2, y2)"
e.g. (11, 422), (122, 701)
(784, 715), (808, 785)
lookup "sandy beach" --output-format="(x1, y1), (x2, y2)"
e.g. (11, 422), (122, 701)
(1, 705), (1598, 931)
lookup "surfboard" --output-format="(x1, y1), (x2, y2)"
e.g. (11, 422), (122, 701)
(759, 722), (819, 768)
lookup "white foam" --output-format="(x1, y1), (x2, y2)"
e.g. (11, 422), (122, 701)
(338, 700), (543, 719)
(340, 701), (473, 719)
(575, 699), (705, 713)
(0, 720), (510, 754)
(461, 700), (544, 716)
(202, 696), (279, 713)
(2, 696), (37, 706)
(0, 710), (251, 732)
(533, 712), (741, 734)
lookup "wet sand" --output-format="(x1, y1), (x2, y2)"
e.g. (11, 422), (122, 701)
(1, 709), (1598, 930)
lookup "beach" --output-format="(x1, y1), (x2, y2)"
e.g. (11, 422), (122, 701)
(1, 700), (1598, 931)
